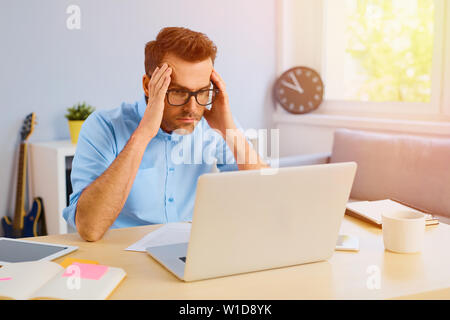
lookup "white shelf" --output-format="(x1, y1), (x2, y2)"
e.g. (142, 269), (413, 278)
(31, 140), (77, 154)
(29, 140), (76, 235)
(273, 110), (450, 135)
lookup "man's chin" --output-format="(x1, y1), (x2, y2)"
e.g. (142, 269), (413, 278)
(173, 121), (199, 135)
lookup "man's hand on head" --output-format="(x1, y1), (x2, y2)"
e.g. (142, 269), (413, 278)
(203, 69), (237, 137)
(137, 63), (172, 143)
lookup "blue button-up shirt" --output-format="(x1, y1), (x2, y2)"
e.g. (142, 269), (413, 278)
(63, 96), (243, 230)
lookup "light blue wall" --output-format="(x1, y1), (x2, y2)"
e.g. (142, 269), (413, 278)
(0, 0), (276, 220)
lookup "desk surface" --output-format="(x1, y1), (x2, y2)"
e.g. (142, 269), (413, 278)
(28, 215), (450, 300)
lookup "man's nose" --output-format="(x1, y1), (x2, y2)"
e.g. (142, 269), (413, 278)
(183, 95), (199, 112)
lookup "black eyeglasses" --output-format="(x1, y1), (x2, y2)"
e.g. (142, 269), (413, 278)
(165, 85), (220, 107)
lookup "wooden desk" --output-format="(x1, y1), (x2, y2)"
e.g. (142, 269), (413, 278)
(27, 216), (450, 299)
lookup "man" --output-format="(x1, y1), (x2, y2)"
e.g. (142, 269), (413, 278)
(63, 27), (269, 242)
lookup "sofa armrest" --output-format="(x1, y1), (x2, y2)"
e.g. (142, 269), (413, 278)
(268, 152), (332, 168)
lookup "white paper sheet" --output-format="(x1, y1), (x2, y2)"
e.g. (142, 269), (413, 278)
(125, 222), (192, 252)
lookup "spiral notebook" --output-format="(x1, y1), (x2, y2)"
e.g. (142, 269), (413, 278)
(346, 199), (439, 227)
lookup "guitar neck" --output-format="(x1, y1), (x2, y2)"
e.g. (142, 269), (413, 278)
(12, 143), (27, 231)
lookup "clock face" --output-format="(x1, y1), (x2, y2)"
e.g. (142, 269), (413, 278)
(274, 66), (324, 114)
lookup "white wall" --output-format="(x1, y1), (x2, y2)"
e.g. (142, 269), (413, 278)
(0, 0), (276, 223)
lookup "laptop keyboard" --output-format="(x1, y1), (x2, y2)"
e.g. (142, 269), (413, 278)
(179, 257), (186, 263)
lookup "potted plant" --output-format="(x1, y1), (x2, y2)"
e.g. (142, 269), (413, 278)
(65, 102), (95, 144)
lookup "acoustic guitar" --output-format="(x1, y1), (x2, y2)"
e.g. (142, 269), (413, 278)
(1, 113), (47, 238)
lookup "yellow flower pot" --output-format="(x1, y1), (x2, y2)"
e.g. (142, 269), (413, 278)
(68, 120), (84, 145)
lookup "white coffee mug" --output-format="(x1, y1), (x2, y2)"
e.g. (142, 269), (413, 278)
(382, 210), (425, 253)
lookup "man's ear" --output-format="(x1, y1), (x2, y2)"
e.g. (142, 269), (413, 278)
(142, 74), (150, 97)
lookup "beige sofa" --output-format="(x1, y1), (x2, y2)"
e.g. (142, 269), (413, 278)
(277, 128), (450, 225)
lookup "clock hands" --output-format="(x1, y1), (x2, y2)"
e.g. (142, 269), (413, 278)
(281, 71), (304, 94)
(289, 72), (304, 94)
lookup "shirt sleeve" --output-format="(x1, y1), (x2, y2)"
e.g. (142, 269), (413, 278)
(216, 117), (255, 172)
(62, 112), (117, 230)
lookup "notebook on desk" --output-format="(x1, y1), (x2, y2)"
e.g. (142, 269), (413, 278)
(346, 199), (439, 227)
(0, 260), (126, 300)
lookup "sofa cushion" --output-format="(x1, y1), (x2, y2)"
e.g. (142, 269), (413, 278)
(330, 128), (450, 219)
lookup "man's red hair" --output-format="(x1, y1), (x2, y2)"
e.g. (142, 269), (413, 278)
(145, 27), (217, 76)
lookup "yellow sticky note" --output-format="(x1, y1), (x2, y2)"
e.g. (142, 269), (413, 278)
(59, 257), (99, 268)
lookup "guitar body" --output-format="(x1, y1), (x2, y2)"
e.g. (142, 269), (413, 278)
(2, 113), (47, 238)
(1, 215), (14, 238)
(1, 197), (46, 238)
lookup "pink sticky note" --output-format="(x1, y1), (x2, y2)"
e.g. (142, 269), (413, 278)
(62, 262), (108, 280)
(0, 277), (12, 281)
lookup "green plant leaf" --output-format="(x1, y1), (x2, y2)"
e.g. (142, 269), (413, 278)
(65, 102), (96, 120)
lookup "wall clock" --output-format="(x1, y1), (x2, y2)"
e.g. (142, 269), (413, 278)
(274, 66), (324, 114)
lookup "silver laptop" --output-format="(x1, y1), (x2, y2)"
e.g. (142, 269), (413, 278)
(146, 162), (357, 282)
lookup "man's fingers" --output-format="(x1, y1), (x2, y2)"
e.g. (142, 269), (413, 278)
(211, 69), (226, 91)
(162, 74), (171, 91)
(214, 70), (226, 87)
(149, 63), (169, 93)
(154, 74), (171, 103)
(155, 68), (172, 93)
(211, 71), (228, 100)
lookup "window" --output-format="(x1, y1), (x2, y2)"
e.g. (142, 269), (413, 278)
(276, 0), (449, 118)
(324, 0), (435, 103)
